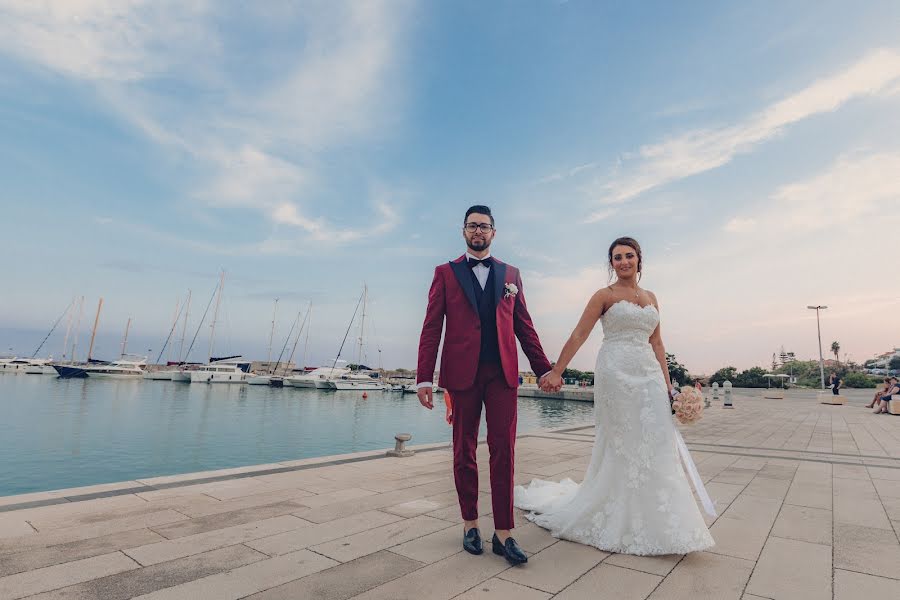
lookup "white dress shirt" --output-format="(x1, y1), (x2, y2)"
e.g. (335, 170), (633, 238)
(467, 251), (491, 290)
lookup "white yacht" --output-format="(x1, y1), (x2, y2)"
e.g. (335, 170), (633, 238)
(247, 374), (272, 385)
(171, 370), (193, 383)
(328, 371), (386, 391)
(0, 358), (31, 373)
(1, 357), (57, 375)
(143, 369), (176, 381)
(285, 366), (350, 388)
(84, 356), (147, 379)
(24, 358), (57, 375)
(189, 359), (249, 384)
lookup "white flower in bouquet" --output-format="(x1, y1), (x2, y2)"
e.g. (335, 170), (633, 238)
(672, 386), (703, 425)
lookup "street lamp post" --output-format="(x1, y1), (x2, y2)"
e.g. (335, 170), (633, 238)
(807, 305), (828, 389)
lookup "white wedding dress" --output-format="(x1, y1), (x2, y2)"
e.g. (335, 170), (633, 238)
(515, 300), (715, 555)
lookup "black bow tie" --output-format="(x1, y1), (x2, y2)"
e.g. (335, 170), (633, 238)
(468, 257), (492, 269)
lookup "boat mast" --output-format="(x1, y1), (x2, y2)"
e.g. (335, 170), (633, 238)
(165, 298), (180, 363)
(285, 302), (312, 374)
(86, 297), (104, 362)
(331, 289), (365, 371)
(177, 290), (192, 363)
(207, 271), (225, 362)
(70, 296), (85, 364)
(267, 298), (279, 367)
(61, 295), (76, 361)
(356, 285), (367, 369)
(120, 317), (132, 358)
(302, 303), (311, 370)
(33, 298), (74, 358)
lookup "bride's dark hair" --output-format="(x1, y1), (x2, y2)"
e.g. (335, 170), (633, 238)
(607, 237), (643, 282)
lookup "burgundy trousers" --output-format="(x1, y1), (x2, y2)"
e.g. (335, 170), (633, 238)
(451, 361), (517, 530)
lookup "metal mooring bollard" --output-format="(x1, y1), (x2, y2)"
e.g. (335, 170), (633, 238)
(386, 433), (414, 457)
(723, 380), (734, 409)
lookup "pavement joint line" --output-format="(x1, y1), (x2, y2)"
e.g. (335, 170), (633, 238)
(686, 442), (900, 462)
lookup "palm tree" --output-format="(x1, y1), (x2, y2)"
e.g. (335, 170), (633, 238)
(830, 341), (840, 363)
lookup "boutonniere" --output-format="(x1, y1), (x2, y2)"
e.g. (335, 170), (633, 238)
(504, 282), (518, 299)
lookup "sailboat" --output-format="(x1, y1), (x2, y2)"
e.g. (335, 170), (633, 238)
(14, 299), (76, 375)
(189, 271), (248, 385)
(144, 291), (193, 381)
(325, 285), (385, 391)
(53, 297), (104, 378)
(247, 299), (280, 386)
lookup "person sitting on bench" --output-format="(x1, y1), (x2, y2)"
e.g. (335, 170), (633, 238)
(866, 377), (893, 408)
(873, 377), (899, 414)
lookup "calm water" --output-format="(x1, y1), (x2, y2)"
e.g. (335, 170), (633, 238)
(0, 374), (593, 498)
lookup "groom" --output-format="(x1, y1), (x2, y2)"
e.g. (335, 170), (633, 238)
(416, 205), (554, 565)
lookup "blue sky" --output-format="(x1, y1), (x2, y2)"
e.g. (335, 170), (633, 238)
(1, 1), (898, 373)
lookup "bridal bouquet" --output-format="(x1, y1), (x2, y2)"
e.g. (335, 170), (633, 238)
(672, 387), (703, 424)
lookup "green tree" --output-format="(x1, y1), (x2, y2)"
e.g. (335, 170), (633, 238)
(842, 372), (877, 388)
(890, 356), (900, 371)
(709, 367), (737, 384)
(734, 367), (770, 388)
(562, 368), (594, 384)
(830, 341), (840, 363)
(666, 353), (691, 386)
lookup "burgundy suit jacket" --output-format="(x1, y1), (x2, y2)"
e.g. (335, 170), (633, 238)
(416, 255), (552, 390)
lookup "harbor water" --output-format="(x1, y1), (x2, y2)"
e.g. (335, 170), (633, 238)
(0, 374), (593, 498)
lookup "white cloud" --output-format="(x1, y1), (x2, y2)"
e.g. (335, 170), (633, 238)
(768, 152), (900, 231)
(0, 0), (215, 82)
(585, 208), (618, 223)
(723, 217), (757, 233)
(727, 151), (900, 234)
(568, 48), (900, 220)
(0, 0), (412, 248)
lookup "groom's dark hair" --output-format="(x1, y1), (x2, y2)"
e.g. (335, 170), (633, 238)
(465, 205), (494, 226)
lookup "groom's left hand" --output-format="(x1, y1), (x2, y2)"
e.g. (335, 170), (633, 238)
(417, 386), (434, 410)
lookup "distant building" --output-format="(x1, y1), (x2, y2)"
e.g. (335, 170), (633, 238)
(777, 347), (796, 366)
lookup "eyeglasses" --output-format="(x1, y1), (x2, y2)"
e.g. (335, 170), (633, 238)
(464, 223), (494, 233)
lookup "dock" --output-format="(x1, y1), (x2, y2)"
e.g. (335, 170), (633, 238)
(0, 389), (898, 599)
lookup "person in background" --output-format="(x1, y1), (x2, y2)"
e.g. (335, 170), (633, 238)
(866, 378), (893, 409)
(829, 372), (842, 395)
(873, 377), (899, 414)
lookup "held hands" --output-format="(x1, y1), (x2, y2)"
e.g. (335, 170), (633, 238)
(539, 371), (563, 393)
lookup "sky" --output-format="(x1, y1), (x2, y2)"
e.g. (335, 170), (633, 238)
(0, 0), (898, 374)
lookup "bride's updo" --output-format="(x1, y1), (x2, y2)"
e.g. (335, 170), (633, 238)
(607, 236), (643, 282)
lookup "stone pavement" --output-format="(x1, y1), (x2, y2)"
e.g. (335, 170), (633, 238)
(1, 389), (898, 599)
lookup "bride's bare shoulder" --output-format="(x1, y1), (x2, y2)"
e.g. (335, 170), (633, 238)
(592, 286), (614, 314)
(645, 289), (659, 307)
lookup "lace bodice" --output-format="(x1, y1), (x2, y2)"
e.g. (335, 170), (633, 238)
(600, 300), (658, 345)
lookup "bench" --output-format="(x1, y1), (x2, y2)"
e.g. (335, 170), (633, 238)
(889, 398), (900, 415)
(818, 391), (845, 405)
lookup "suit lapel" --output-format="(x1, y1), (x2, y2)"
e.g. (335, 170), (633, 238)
(449, 257), (479, 314)
(493, 260), (508, 308)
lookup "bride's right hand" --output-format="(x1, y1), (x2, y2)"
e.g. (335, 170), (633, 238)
(540, 371), (563, 392)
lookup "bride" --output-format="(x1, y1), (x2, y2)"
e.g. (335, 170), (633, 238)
(515, 237), (715, 556)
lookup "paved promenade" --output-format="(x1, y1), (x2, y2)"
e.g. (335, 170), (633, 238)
(1, 389), (898, 599)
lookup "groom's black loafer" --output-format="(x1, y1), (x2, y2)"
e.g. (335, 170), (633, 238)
(492, 533), (528, 565)
(463, 527), (483, 555)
